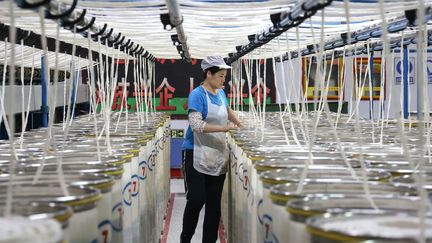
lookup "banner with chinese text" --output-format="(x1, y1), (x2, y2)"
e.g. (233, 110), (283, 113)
(88, 58), (275, 115)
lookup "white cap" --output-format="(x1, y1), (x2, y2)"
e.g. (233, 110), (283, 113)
(201, 55), (231, 71)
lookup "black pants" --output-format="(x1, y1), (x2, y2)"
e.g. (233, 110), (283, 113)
(181, 149), (226, 243)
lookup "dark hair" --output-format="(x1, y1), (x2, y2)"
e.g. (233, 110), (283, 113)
(203, 66), (223, 79)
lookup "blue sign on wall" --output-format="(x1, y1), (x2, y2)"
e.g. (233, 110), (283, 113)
(395, 57), (415, 85)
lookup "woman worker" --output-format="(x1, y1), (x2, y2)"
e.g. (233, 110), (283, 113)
(180, 55), (244, 243)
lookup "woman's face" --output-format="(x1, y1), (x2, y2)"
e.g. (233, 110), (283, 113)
(207, 69), (227, 90)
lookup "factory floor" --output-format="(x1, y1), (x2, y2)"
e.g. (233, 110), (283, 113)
(162, 179), (225, 243)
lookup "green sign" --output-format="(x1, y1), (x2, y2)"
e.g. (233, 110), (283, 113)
(171, 129), (185, 138)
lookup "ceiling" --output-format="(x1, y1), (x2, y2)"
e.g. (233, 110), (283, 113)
(0, 0), (431, 68)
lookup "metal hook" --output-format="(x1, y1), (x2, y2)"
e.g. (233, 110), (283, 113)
(114, 36), (125, 48)
(130, 44), (140, 53)
(100, 28), (113, 41)
(137, 47), (144, 55)
(45, 0), (78, 19)
(135, 47), (142, 55)
(108, 32), (121, 46)
(130, 45), (139, 54)
(76, 17), (95, 33)
(16, 0), (51, 9)
(91, 23), (108, 40)
(61, 9), (86, 30)
(136, 47), (142, 55)
(121, 39), (131, 49)
(120, 40), (131, 52)
(127, 41), (134, 50)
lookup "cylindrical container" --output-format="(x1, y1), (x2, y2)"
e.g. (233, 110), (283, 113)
(138, 137), (151, 243)
(32, 151), (131, 165)
(0, 201), (72, 242)
(257, 167), (389, 243)
(0, 216), (63, 243)
(128, 148), (141, 243)
(269, 182), (415, 205)
(369, 163), (432, 177)
(18, 160), (125, 243)
(145, 134), (157, 243)
(255, 158), (361, 172)
(391, 173), (432, 194)
(120, 155), (133, 243)
(287, 196), (421, 243)
(306, 212), (432, 243)
(0, 184), (101, 243)
(1, 172), (115, 243)
(155, 125), (164, 242)
(260, 168), (391, 188)
(2, 162), (122, 176)
(268, 182), (415, 243)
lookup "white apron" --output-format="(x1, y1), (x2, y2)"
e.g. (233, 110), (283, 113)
(193, 87), (229, 176)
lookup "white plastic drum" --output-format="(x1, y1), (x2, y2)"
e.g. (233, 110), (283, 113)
(288, 196), (422, 243)
(307, 213), (432, 242)
(96, 181), (115, 243)
(257, 184), (280, 243)
(111, 170), (125, 243)
(0, 175), (109, 243)
(138, 137), (151, 243)
(0, 216), (63, 243)
(130, 150), (141, 243)
(146, 135), (157, 243)
(0, 202), (72, 243)
(121, 157), (133, 243)
(164, 121), (171, 213)
(156, 125), (165, 242)
(70, 204), (99, 243)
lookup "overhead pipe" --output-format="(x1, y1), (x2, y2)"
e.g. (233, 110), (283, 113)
(164, 0), (191, 62)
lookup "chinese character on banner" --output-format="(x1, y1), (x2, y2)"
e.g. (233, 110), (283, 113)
(111, 82), (130, 111)
(227, 79), (247, 105)
(156, 58), (176, 65)
(251, 79), (270, 105)
(132, 81), (153, 111)
(183, 77), (194, 110)
(156, 78), (176, 111)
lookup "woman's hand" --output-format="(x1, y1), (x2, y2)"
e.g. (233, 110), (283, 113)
(223, 124), (240, 132)
(228, 107), (245, 129)
(236, 121), (245, 128)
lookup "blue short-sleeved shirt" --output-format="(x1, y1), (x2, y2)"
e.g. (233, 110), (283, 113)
(182, 86), (228, 150)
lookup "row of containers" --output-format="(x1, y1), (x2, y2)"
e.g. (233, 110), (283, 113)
(222, 111), (432, 243)
(0, 112), (171, 243)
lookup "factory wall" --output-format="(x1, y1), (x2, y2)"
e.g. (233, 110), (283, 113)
(274, 47), (432, 120)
